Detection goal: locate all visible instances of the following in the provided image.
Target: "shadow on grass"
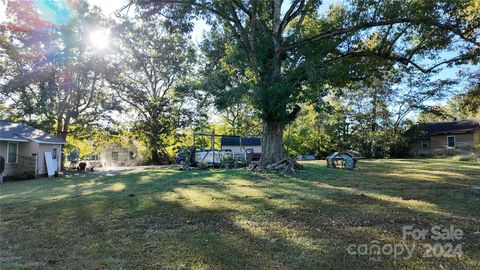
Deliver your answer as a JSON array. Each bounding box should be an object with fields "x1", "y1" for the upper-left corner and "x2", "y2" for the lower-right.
[{"x1": 1, "y1": 160, "x2": 479, "y2": 269}]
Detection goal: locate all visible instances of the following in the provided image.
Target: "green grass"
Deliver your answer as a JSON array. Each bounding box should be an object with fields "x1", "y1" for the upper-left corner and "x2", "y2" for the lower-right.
[{"x1": 1, "y1": 159, "x2": 479, "y2": 269}]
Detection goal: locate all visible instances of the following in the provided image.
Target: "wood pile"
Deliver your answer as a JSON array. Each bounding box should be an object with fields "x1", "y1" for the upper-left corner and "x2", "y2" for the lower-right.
[{"x1": 249, "y1": 158, "x2": 304, "y2": 173}]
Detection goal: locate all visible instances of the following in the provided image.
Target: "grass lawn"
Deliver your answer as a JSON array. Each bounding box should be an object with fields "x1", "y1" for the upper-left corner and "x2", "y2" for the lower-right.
[{"x1": 1, "y1": 159, "x2": 479, "y2": 269}]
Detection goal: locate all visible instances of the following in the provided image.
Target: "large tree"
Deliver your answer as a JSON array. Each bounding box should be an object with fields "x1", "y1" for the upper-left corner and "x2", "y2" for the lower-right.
[
  {"x1": 134, "y1": 0, "x2": 478, "y2": 166},
  {"x1": 107, "y1": 18, "x2": 196, "y2": 164},
  {"x1": 1, "y1": 0, "x2": 115, "y2": 139},
  {"x1": 219, "y1": 102, "x2": 262, "y2": 136}
]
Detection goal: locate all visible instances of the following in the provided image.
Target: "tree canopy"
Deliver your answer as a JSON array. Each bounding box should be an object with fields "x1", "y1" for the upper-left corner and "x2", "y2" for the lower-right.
[
  {"x1": 1, "y1": 0, "x2": 478, "y2": 165},
  {"x1": 107, "y1": 17, "x2": 196, "y2": 163},
  {"x1": 1, "y1": 0, "x2": 116, "y2": 139},
  {"x1": 134, "y1": 0, "x2": 479, "y2": 165}
]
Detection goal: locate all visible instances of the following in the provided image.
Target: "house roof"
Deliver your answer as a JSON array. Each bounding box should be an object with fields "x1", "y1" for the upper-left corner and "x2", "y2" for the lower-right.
[
  {"x1": 0, "y1": 120, "x2": 67, "y2": 144},
  {"x1": 419, "y1": 119, "x2": 480, "y2": 136},
  {"x1": 221, "y1": 136, "x2": 261, "y2": 146}
]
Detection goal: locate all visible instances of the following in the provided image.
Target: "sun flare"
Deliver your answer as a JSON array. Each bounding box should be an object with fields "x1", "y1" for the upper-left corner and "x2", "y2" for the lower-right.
[{"x1": 89, "y1": 29, "x2": 110, "y2": 50}]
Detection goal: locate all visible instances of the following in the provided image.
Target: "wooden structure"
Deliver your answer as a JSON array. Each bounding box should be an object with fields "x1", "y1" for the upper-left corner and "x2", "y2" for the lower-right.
[{"x1": 326, "y1": 152, "x2": 357, "y2": 170}]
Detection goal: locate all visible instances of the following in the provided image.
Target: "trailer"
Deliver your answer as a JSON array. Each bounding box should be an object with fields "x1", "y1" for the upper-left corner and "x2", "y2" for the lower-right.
[
  {"x1": 194, "y1": 150, "x2": 222, "y2": 164},
  {"x1": 186, "y1": 131, "x2": 262, "y2": 167}
]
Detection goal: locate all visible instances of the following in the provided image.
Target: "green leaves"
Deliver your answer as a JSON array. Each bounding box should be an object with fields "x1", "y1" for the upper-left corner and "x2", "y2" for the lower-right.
[
  {"x1": 107, "y1": 17, "x2": 197, "y2": 163},
  {"x1": 1, "y1": 0, "x2": 113, "y2": 138}
]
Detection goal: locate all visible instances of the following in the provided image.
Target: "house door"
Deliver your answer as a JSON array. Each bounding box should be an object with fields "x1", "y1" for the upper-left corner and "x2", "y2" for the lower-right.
[{"x1": 52, "y1": 148, "x2": 58, "y2": 172}]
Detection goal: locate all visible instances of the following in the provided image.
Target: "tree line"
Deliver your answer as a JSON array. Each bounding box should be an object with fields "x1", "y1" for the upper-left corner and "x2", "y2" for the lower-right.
[{"x1": 1, "y1": 0, "x2": 478, "y2": 165}]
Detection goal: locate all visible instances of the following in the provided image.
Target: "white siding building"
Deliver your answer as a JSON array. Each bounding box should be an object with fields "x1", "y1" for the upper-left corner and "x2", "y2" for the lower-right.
[{"x1": 0, "y1": 120, "x2": 67, "y2": 179}]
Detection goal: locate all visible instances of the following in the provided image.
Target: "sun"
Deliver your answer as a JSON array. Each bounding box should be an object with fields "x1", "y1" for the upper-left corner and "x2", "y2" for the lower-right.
[{"x1": 89, "y1": 29, "x2": 110, "y2": 50}]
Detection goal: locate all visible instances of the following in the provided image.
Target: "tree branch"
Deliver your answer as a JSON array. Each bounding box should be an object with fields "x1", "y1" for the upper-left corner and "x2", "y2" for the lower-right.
[
  {"x1": 325, "y1": 50, "x2": 474, "y2": 73},
  {"x1": 282, "y1": 18, "x2": 480, "y2": 52}
]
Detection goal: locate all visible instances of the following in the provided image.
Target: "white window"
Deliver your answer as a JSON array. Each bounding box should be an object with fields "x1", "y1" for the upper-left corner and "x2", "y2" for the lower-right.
[
  {"x1": 112, "y1": 152, "x2": 119, "y2": 161},
  {"x1": 421, "y1": 139, "x2": 429, "y2": 149},
  {"x1": 447, "y1": 136, "x2": 455, "y2": 148},
  {"x1": 7, "y1": 142, "x2": 18, "y2": 164},
  {"x1": 52, "y1": 147, "x2": 58, "y2": 160}
]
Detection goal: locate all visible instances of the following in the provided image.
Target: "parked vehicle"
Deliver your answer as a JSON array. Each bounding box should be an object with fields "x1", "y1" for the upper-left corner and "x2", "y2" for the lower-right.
[{"x1": 176, "y1": 150, "x2": 186, "y2": 164}]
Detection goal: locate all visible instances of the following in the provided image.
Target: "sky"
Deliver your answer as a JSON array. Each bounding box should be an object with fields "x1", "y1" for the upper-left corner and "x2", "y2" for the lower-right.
[
  {"x1": 1, "y1": 0, "x2": 471, "y2": 73},
  {"x1": 85, "y1": 0, "x2": 476, "y2": 120},
  {"x1": 1, "y1": 0, "x2": 477, "y2": 113},
  {"x1": 0, "y1": 1, "x2": 6, "y2": 22},
  {"x1": 83, "y1": 0, "x2": 209, "y2": 43},
  {"x1": 83, "y1": 0, "x2": 338, "y2": 44}
]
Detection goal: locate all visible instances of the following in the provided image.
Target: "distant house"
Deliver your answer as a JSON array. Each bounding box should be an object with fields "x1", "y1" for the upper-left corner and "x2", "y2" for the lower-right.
[
  {"x1": 0, "y1": 120, "x2": 67, "y2": 179},
  {"x1": 411, "y1": 119, "x2": 480, "y2": 156},
  {"x1": 98, "y1": 142, "x2": 144, "y2": 167}
]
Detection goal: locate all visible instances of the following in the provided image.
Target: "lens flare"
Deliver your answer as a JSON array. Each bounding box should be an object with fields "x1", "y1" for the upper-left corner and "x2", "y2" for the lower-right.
[
  {"x1": 33, "y1": 0, "x2": 72, "y2": 26},
  {"x1": 89, "y1": 29, "x2": 110, "y2": 49}
]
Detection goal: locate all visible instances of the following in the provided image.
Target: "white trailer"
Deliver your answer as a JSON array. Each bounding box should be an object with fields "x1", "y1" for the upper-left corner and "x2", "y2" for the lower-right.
[{"x1": 194, "y1": 151, "x2": 222, "y2": 164}]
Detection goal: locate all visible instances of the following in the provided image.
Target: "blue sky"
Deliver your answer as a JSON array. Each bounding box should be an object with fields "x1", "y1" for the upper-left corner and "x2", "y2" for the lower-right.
[
  {"x1": 1, "y1": 0, "x2": 477, "y2": 112},
  {"x1": 82, "y1": 0, "x2": 340, "y2": 43},
  {"x1": 86, "y1": 0, "x2": 475, "y2": 83}
]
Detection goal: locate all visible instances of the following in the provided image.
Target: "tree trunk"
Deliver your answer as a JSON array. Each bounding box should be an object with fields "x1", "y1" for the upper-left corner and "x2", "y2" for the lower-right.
[
  {"x1": 151, "y1": 148, "x2": 161, "y2": 165},
  {"x1": 56, "y1": 116, "x2": 69, "y2": 172},
  {"x1": 261, "y1": 120, "x2": 284, "y2": 166}
]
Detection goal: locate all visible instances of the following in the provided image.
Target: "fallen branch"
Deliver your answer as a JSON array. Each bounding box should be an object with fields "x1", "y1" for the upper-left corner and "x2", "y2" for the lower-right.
[{"x1": 249, "y1": 158, "x2": 304, "y2": 173}]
